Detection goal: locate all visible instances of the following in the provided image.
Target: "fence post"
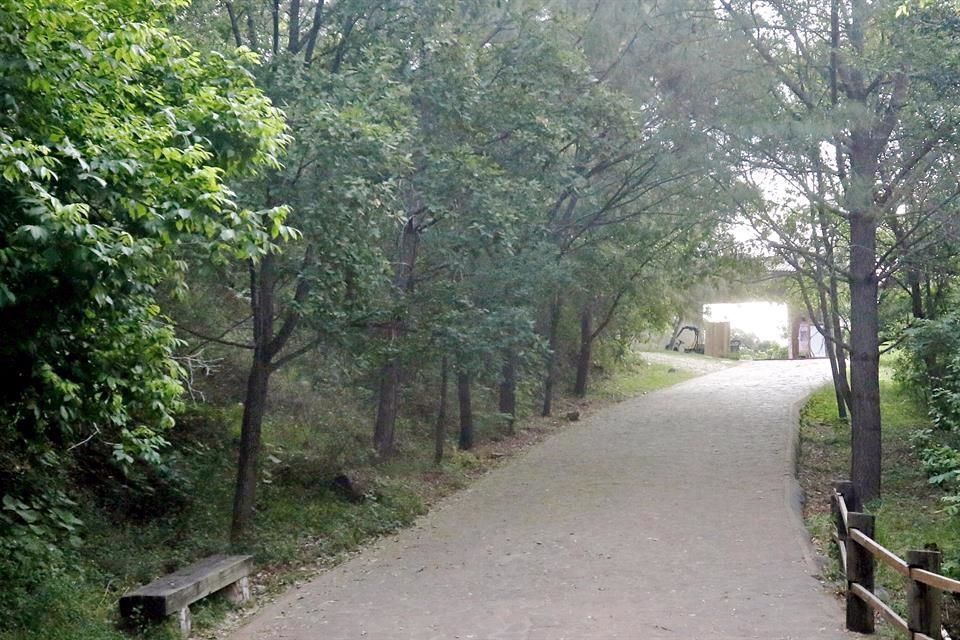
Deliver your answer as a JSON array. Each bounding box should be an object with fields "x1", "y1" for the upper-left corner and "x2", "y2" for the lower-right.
[
  {"x1": 846, "y1": 512, "x2": 875, "y2": 633},
  {"x1": 832, "y1": 480, "x2": 857, "y2": 543},
  {"x1": 907, "y1": 549, "x2": 942, "y2": 639}
]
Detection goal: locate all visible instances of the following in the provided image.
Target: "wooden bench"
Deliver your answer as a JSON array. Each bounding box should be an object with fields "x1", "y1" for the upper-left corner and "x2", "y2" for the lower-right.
[{"x1": 119, "y1": 554, "x2": 253, "y2": 637}]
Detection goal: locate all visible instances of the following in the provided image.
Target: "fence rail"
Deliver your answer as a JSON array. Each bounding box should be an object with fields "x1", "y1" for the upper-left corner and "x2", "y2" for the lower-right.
[{"x1": 831, "y1": 481, "x2": 955, "y2": 640}]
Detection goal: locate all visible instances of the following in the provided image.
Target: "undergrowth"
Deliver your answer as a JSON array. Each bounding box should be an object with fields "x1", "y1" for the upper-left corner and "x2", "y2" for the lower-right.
[{"x1": 798, "y1": 369, "x2": 960, "y2": 638}]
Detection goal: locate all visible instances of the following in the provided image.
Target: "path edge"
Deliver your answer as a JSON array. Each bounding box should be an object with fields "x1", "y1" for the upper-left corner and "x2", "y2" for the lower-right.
[{"x1": 783, "y1": 385, "x2": 835, "y2": 584}]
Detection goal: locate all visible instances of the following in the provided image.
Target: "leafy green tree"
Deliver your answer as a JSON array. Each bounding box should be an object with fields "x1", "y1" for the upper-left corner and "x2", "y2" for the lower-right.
[
  {"x1": 365, "y1": 9, "x2": 571, "y2": 455},
  {"x1": 177, "y1": 0, "x2": 424, "y2": 540},
  {"x1": 0, "y1": 0, "x2": 286, "y2": 591},
  {"x1": 715, "y1": 0, "x2": 960, "y2": 501}
]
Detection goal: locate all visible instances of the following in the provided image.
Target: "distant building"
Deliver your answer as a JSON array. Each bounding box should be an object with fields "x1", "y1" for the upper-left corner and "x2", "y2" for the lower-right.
[{"x1": 789, "y1": 315, "x2": 827, "y2": 359}]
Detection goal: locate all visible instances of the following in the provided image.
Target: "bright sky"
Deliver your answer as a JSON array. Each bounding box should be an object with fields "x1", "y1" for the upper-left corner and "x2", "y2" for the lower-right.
[{"x1": 703, "y1": 301, "x2": 788, "y2": 345}]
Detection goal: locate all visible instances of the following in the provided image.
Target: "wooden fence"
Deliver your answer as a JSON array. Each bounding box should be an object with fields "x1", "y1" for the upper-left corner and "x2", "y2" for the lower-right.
[{"x1": 831, "y1": 481, "x2": 960, "y2": 639}]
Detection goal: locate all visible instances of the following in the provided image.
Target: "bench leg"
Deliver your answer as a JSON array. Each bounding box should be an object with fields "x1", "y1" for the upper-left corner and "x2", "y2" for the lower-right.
[
  {"x1": 224, "y1": 576, "x2": 250, "y2": 606},
  {"x1": 177, "y1": 606, "x2": 191, "y2": 638}
]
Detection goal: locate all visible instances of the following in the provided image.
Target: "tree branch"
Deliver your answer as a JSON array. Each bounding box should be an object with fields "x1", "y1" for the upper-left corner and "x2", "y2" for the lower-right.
[
  {"x1": 179, "y1": 324, "x2": 254, "y2": 350},
  {"x1": 224, "y1": 1, "x2": 243, "y2": 47},
  {"x1": 271, "y1": 337, "x2": 322, "y2": 370},
  {"x1": 303, "y1": 0, "x2": 325, "y2": 64}
]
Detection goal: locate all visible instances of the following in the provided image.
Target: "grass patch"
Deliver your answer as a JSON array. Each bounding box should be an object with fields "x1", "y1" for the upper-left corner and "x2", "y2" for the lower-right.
[
  {"x1": 798, "y1": 368, "x2": 960, "y2": 637},
  {"x1": 593, "y1": 353, "x2": 697, "y2": 400}
]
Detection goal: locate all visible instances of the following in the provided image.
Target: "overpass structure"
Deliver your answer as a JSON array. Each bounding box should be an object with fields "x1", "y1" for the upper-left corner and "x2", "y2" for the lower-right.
[{"x1": 671, "y1": 269, "x2": 827, "y2": 360}]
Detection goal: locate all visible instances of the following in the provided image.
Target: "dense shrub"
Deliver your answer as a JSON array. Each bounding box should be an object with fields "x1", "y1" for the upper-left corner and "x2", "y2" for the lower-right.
[
  {"x1": 898, "y1": 311, "x2": 960, "y2": 537},
  {"x1": 897, "y1": 311, "x2": 960, "y2": 431},
  {"x1": 0, "y1": 0, "x2": 286, "y2": 629}
]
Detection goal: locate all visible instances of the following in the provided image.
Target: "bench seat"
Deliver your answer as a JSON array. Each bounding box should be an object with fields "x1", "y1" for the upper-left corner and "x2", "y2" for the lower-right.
[{"x1": 119, "y1": 554, "x2": 253, "y2": 636}]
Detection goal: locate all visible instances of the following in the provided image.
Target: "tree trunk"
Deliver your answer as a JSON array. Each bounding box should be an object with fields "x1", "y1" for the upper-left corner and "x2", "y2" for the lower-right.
[
  {"x1": 574, "y1": 303, "x2": 593, "y2": 397},
  {"x1": 840, "y1": 5, "x2": 908, "y2": 504},
  {"x1": 826, "y1": 1, "x2": 851, "y2": 420},
  {"x1": 925, "y1": 278, "x2": 938, "y2": 320},
  {"x1": 892, "y1": 217, "x2": 925, "y2": 320},
  {"x1": 541, "y1": 295, "x2": 562, "y2": 417},
  {"x1": 457, "y1": 371, "x2": 473, "y2": 450},
  {"x1": 819, "y1": 251, "x2": 852, "y2": 413},
  {"x1": 373, "y1": 356, "x2": 400, "y2": 457},
  {"x1": 814, "y1": 260, "x2": 849, "y2": 420},
  {"x1": 848, "y1": 211, "x2": 882, "y2": 503},
  {"x1": 498, "y1": 351, "x2": 517, "y2": 434},
  {"x1": 815, "y1": 204, "x2": 851, "y2": 418},
  {"x1": 231, "y1": 256, "x2": 276, "y2": 544},
  {"x1": 372, "y1": 217, "x2": 420, "y2": 457},
  {"x1": 666, "y1": 315, "x2": 683, "y2": 350},
  {"x1": 286, "y1": 0, "x2": 301, "y2": 52},
  {"x1": 909, "y1": 274, "x2": 925, "y2": 320},
  {"x1": 230, "y1": 355, "x2": 271, "y2": 543},
  {"x1": 817, "y1": 282, "x2": 847, "y2": 421},
  {"x1": 435, "y1": 356, "x2": 448, "y2": 464},
  {"x1": 827, "y1": 344, "x2": 847, "y2": 420}
]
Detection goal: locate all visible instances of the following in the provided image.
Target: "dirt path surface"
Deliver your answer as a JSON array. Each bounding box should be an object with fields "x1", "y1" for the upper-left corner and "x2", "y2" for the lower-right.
[{"x1": 232, "y1": 359, "x2": 852, "y2": 640}]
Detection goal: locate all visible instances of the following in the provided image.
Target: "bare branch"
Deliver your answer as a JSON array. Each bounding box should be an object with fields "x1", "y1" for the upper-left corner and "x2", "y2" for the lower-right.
[{"x1": 178, "y1": 324, "x2": 254, "y2": 350}]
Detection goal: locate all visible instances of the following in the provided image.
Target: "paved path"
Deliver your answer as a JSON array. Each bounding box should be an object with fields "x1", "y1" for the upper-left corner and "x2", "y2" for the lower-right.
[{"x1": 232, "y1": 359, "x2": 853, "y2": 640}]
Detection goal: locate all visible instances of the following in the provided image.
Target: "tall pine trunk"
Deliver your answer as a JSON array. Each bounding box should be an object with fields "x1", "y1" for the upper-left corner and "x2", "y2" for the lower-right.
[
  {"x1": 457, "y1": 372, "x2": 473, "y2": 450},
  {"x1": 848, "y1": 210, "x2": 882, "y2": 503},
  {"x1": 839, "y1": 0, "x2": 909, "y2": 505}
]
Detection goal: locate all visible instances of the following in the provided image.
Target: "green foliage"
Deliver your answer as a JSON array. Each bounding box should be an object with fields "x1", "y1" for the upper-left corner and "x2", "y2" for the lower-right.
[
  {"x1": 1, "y1": 0, "x2": 774, "y2": 632},
  {"x1": 0, "y1": 0, "x2": 288, "y2": 623},
  {"x1": 896, "y1": 0, "x2": 960, "y2": 17},
  {"x1": 899, "y1": 311, "x2": 960, "y2": 521},
  {"x1": 911, "y1": 430, "x2": 960, "y2": 512},
  {"x1": 252, "y1": 52, "x2": 414, "y2": 329},
  {"x1": 732, "y1": 331, "x2": 789, "y2": 361},
  {"x1": 897, "y1": 311, "x2": 960, "y2": 431}
]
